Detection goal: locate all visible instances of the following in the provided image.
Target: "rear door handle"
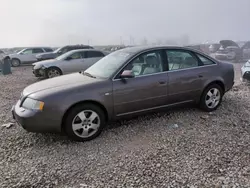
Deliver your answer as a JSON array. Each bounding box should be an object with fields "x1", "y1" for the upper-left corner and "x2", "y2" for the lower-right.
[{"x1": 198, "y1": 75, "x2": 203, "y2": 78}]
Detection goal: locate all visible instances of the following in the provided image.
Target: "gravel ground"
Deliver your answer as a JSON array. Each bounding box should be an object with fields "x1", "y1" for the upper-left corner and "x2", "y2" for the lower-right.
[{"x1": 1, "y1": 63, "x2": 250, "y2": 188}]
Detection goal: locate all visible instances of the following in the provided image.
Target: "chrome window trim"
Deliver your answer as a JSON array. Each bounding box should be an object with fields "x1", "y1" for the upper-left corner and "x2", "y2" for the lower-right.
[
  {"x1": 112, "y1": 47, "x2": 218, "y2": 81},
  {"x1": 111, "y1": 48, "x2": 165, "y2": 81}
]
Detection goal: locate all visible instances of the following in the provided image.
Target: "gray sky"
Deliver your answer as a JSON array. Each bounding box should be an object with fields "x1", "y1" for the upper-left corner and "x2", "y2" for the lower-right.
[{"x1": 0, "y1": 0, "x2": 250, "y2": 47}]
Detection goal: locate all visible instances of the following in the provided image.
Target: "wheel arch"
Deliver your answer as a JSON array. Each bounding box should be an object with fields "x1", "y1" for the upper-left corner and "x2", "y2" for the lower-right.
[
  {"x1": 199, "y1": 80, "x2": 225, "y2": 103},
  {"x1": 46, "y1": 66, "x2": 63, "y2": 73},
  {"x1": 204, "y1": 80, "x2": 225, "y2": 94},
  {"x1": 61, "y1": 100, "x2": 109, "y2": 131},
  {"x1": 11, "y1": 58, "x2": 21, "y2": 66}
]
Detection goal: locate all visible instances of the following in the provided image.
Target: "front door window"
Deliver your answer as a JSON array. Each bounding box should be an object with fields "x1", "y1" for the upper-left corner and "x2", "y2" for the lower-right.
[{"x1": 122, "y1": 51, "x2": 164, "y2": 76}]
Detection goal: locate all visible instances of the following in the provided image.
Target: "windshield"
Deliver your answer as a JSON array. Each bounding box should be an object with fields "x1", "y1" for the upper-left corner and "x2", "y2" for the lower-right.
[
  {"x1": 17, "y1": 49, "x2": 25, "y2": 54},
  {"x1": 56, "y1": 51, "x2": 73, "y2": 60},
  {"x1": 84, "y1": 51, "x2": 132, "y2": 79},
  {"x1": 53, "y1": 47, "x2": 62, "y2": 53}
]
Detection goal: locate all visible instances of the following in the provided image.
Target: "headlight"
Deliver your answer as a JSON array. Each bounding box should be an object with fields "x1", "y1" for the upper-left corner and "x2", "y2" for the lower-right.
[
  {"x1": 34, "y1": 64, "x2": 46, "y2": 70},
  {"x1": 22, "y1": 98, "x2": 44, "y2": 111}
]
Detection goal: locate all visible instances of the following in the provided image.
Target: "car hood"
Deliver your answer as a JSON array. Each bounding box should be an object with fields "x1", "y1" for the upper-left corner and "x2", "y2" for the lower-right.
[
  {"x1": 32, "y1": 59, "x2": 58, "y2": 66},
  {"x1": 36, "y1": 52, "x2": 57, "y2": 58},
  {"x1": 23, "y1": 73, "x2": 100, "y2": 97},
  {"x1": 219, "y1": 40, "x2": 239, "y2": 48}
]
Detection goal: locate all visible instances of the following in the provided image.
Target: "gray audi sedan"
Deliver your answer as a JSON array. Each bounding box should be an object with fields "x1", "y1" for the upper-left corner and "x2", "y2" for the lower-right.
[{"x1": 12, "y1": 46, "x2": 234, "y2": 141}]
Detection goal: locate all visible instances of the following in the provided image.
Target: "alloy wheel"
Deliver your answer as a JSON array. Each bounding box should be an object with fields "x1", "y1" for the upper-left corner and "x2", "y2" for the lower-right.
[
  {"x1": 72, "y1": 110, "x2": 101, "y2": 138},
  {"x1": 48, "y1": 69, "x2": 60, "y2": 78},
  {"x1": 205, "y1": 88, "x2": 221, "y2": 109},
  {"x1": 12, "y1": 59, "x2": 20, "y2": 67}
]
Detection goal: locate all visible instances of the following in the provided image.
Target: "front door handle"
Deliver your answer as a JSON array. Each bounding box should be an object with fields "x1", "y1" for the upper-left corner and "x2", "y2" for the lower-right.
[
  {"x1": 198, "y1": 75, "x2": 203, "y2": 78},
  {"x1": 158, "y1": 80, "x2": 166, "y2": 84}
]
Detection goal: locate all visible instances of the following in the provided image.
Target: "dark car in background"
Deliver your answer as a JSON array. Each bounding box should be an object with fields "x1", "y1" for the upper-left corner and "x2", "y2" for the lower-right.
[
  {"x1": 215, "y1": 40, "x2": 250, "y2": 61},
  {"x1": 36, "y1": 45, "x2": 94, "y2": 61}
]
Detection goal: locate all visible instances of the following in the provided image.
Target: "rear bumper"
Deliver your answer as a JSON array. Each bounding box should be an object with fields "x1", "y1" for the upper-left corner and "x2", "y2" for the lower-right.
[{"x1": 12, "y1": 100, "x2": 61, "y2": 133}]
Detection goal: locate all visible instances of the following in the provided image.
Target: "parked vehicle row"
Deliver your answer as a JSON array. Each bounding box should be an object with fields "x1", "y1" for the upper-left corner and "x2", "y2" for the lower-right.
[
  {"x1": 36, "y1": 44, "x2": 94, "y2": 61},
  {"x1": 9, "y1": 47, "x2": 53, "y2": 66},
  {"x1": 12, "y1": 45, "x2": 235, "y2": 142},
  {"x1": 9, "y1": 44, "x2": 94, "y2": 67},
  {"x1": 214, "y1": 40, "x2": 250, "y2": 61}
]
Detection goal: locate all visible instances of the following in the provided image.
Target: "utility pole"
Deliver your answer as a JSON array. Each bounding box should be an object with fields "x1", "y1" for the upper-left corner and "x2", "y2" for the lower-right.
[
  {"x1": 68, "y1": 35, "x2": 71, "y2": 45},
  {"x1": 120, "y1": 36, "x2": 123, "y2": 45}
]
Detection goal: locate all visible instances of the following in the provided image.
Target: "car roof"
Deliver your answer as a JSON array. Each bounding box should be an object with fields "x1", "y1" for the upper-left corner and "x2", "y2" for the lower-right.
[
  {"x1": 24, "y1": 47, "x2": 52, "y2": 50},
  {"x1": 116, "y1": 45, "x2": 198, "y2": 54},
  {"x1": 67, "y1": 49, "x2": 103, "y2": 53}
]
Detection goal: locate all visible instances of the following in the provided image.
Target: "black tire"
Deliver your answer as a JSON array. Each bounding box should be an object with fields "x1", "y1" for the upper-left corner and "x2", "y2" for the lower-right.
[
  {"x1": 64, "y1": 103, "x2": 106, "y2": 142},
  {"x1": 199, "y1": 84, "x2": 223, "y2": 112},
  {"x1": 11, "y1": 58, "x2": 21, "y2": 67},
  {"x1": 45, "y1": 67, "x2": 62, "y2": 78}
]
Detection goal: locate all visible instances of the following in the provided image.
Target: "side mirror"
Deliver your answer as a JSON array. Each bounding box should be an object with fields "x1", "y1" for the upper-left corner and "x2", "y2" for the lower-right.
[
  {"x1": 120, "y1": 70, "x2": 135, "y2": 79},
  {"x1": 65, "y1": 56, "x2": 72, "y2": 61}
]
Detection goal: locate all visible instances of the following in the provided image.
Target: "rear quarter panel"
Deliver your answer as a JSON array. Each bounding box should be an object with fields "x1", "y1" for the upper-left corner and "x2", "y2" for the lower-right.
[{"x1": 202, "y1": 62, "x2": 234, "y2": 92}]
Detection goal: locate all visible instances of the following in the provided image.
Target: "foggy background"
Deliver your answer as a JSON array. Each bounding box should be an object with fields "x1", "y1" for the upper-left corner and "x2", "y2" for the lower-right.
[{"x1": 0, "y1": 0, "x2": 249, "y2": 47}]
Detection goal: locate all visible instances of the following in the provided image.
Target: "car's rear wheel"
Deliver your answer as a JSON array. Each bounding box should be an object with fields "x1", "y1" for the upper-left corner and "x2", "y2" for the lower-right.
[
  {"x1": 200, "y1": 84, "x2": 223, "y2": 112},
  {"x1": 64, "y1": 104, "x2": 106, "y2": 142},
  {"x1": 46, "y1": 67, "x2": 62, "y2": 78},
  {"x1": 11, "y1": 59, "x2": 21, "y2": 67}
]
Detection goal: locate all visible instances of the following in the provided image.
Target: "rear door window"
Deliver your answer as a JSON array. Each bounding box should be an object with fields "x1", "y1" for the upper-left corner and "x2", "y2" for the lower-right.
[
  {"x1": 86, "y1": 51, "x2": 105, "y2": 58},
  {"x1": 166, "y1": 50, "x2": 199, "y2": 70},
  {"x1": 32, "y1": 48, "x2": 44, "y2": 53}
]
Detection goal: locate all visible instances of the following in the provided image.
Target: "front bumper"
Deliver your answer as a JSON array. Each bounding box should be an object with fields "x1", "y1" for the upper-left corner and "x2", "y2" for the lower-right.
[
  {"x1": 12, "y1": 100, "x2": 61, "y2": 133},
  {"x1": 32, "y1": 67, "x2": 46, "y2": 77}
]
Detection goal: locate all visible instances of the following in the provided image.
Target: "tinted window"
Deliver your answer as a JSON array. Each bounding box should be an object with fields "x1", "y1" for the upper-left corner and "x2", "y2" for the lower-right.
[
  {"x1": 166, "y1": 50, "x2": 199, "y2": 70},
  {"x1": 68, "y1": 52, "x2": 83, "y2": 60},
  {"x1": 22, "y1": 49, "x2": 33, "y2": 55},
  {"x1": 86, "y1": 51, "x2": 104, "y2": 58},
  {"x1": 196, "y1": 54, "x2": 215, "y2": 65},
  {"x1": 44, "y1": 48, "x2": 53, "y2": 52},
  {"x1": 123, "y1": 51, "x2": 164, "y2": 76},
  {"x1": 32, "y1": 48, "x2": 44, "y2": 53}
]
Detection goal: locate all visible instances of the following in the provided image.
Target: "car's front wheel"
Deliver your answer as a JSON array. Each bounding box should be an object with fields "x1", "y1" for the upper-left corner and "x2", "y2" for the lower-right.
[
  {"x1": 64, "y1": 103, "x2": 106, "y2": 142},
  {"x1": 45, "y1": 67, "x2": 62, "y2": 78},
  {"x1": 11, "y1": 59, "x2": 21, "y2": 67},
  {"x1": 200, "y1": 84, "x2": 223, "y2": 112}
]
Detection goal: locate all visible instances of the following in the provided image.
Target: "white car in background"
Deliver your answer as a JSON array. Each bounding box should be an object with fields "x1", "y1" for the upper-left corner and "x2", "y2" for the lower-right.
[
  {"x1": 32, "y1": 49, "x2": 109, "y2": 78},
  {"x1": 9, "y1": 47, "x2": 53, "y2": 67},
  {"x1": 241, "y1": 59, "x2": 250, "y2": 82}
]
